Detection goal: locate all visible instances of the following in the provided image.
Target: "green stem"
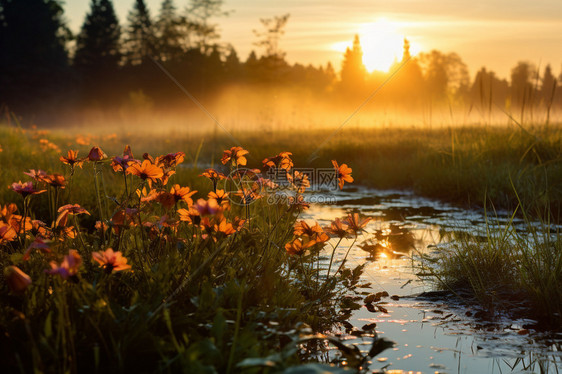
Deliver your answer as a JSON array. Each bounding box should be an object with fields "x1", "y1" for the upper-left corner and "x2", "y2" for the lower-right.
[
  {"x1": 93, "y1": 162, "x2": 106, "y2": 245},
  {"x1": 326, "y1": 237, "x2": 343, "y2": 279},
  {"x1": 335, "y1": 236, "x2": 358, "y2": 276}
]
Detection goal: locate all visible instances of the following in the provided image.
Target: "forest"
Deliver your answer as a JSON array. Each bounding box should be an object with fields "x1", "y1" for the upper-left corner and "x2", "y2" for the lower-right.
[{"x1": 1, "y1": 0, "x2": 561, "y2": 127}]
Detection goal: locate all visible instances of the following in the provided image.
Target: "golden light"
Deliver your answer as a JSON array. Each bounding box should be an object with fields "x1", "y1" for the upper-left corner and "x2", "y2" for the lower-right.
[
  {"x1": 332, "y1": 18, "x2": 422, "y2": 73},
  {"x1": 360, "y1": 19, "x2": 421, "y2": 72}
]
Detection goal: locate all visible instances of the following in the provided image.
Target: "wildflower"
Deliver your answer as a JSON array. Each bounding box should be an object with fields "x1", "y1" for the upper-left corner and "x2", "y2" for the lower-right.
[
  {"x1": 221, "y1": 146, "x2": 249, "y2": 167},
  {"x1": 110, "y1": 208, "x2": 138, "y2": 234},
  {"x1": 287, "y1": 194, "x2": 310, "y2": 210},
  {"x1": 193, "y1": 198, "x2": 221, "y2": 216},
  {"x1": 42, "y1": 174, "x2": 66, "y2": 189},
  {"x1": 60, "y1": 150, "x2": 85, "y2": 169},
  {"x1": 170, "y1": 184, "x2": 196, "y2": 206},
  {"x1": 294, "y1": 221, "x2": 329, "y2": 243},
  {"x1": 161, "y1": 170, "x2": 176, "y2": 186},
  {"x1": 58, "y1": 204, "x2": 90, "y2": 216},
  {"x1": 343, "y1": 213, "x2": 371, "y2": 234},
  {"x1": 262, "y1": 152, "x2": 293, "y2": 171},
  {"x1": 289, "y1": 171, "x2": 310, "y2": 193},
  {"x1": 4, "y1": 266, "x2": 31, "y2": 292},
  {"x1": 215, "y1": 217, "x2": 236, "y2": 236},
  {"x1": 332, "y1": 160, "x2": 353, "y2": 190},
  {"x1": 127, "y1": 160, "x2": 164, "y2": 187},
  {"x1": 236, "y1": 188, "x2": 261, "y2": 205},
  {"x1": 56, "y1": 204, "x2": 90, "y2": 227},
  {"x1": 156, "y1": 152, "x2": 185, "y2": 169},
  {"x1": 325, "y1": 218, "x2": 353, "y2": 239},
  {"x1": 155, "y1": 192, "x2": 176, "y2": 209},
  {"x1": 87, "y1": 146, "x2": 106, "y2": 161},
  {"x1": 285, "y1": 238, "x2": 316, "y2": 256},
  {"x1": 23, "y1": 237, "x2": 51, "y2": 260},
  {"x1": 178, "y1": 207, "x2": 201, "y2": 225},
  {"x1": 112, "y1": 145, "x2": 139, "y2": 172},
  {"x1": 200, "y1": 168, "x2": 227, "y2": 191},
  {"x1": 9, "y1": 181, "x2": 46, "y2": 198},
  {"x1": 92, "y1": 248, "x2": 131, "y2": 273},
  {"x1": 47, "y1": 250, "x2": 82, "y2": 279},
  {"x1": 208, "y1": 189, "x2": 230, "y2": 209},
  {"x1": 0, "y1": 203, "x2": 18, "y2": 223},
  {"x1": 23, "y1": 169, "x2": 48, "y2": 182},
  {"x1": 29, "y1": 220, "x2": 49, "y2": 239},
  {"x1": 0, "y1": 223, "x2": 17, "y2": 244}
]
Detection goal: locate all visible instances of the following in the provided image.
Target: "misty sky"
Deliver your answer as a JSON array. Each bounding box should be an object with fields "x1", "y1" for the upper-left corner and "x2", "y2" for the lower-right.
[{"x1": 64, "y1": 0, "x2": 562, "y2": 79}]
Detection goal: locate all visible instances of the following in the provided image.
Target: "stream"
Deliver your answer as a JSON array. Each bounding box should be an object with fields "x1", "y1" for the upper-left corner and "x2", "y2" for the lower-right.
[{"x1": 302, "y1": 187, "x2": 562, "y2": 373}]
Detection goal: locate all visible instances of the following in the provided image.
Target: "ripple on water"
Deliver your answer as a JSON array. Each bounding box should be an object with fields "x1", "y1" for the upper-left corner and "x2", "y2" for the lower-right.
[{"x1": 302, "y1": 188, "x2": 562, "y2": 373}]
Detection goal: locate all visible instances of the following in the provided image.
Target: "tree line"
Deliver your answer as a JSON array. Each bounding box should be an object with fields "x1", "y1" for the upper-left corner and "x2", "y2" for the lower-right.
[{"x1": 0, "y1": 0, "x2": 560, "y2": 124}]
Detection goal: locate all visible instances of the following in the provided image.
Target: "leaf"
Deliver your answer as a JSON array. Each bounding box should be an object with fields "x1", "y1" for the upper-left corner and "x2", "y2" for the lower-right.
[
  {"x1": 368, "y1": 337, "x2": 395, "y2": 358},
  {"x1": 44, "y1": 311, "x2": 52, "y2": 338}
]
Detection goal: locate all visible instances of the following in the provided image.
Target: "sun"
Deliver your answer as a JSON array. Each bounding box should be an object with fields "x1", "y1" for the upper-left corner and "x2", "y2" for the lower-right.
[{"x1": 333, "y1": 18, "x2": 421, "y2": 73}]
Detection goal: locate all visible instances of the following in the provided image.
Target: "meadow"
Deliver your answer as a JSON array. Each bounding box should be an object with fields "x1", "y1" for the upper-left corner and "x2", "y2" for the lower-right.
[{"x1": 1, "y1": 118, "x2": 562, "y2": 373}]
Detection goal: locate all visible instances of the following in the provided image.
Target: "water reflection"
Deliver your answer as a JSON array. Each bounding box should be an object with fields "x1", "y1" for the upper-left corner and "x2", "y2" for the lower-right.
[{"x1": 302, "y1": 188, "x2": 562, "y2": 373}]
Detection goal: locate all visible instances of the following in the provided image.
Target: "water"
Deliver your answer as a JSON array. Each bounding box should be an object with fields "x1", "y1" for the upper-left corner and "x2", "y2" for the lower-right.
[{"x1": 302, "y1": 187, "x2": 562, "y2": 373}]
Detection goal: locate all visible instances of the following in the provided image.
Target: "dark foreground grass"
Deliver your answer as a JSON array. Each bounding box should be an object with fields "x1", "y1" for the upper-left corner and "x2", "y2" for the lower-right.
[{"x1": 0, "y1": 126, "x2": 396, "y2": 373}]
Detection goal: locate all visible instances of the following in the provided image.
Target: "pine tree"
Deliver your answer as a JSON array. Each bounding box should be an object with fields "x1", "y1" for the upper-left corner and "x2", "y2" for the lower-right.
[
  {"x1": 74, "y1": 0, "x2": 121, "y2": 74},
  {"x1": 156, "y1": 0, "x2": 186, "y2": 62},
  {"x1": 340, "y1": 34, "x2": 366, "y2": 94},
  {"x1": 124, "y1": 0, "x2": 156, "y2": 65},
  {"x1": 0, "y1": 0, "x2": 70, "y2": 110}
]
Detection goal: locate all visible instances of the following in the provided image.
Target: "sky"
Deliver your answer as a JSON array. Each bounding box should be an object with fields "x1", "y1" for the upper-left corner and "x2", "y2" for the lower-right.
[{"x1": 64, "y1": 0, "x2": 562, "y2": 79}]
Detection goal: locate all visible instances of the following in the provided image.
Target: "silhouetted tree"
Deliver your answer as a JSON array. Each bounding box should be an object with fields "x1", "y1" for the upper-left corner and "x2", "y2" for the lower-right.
[
  {"x1": 187, "y1": 0, "x2": 228, "y2": 53},
  {"x1": 251, "y1": 14, "x2": 290, "y2": 82},
  {"x1": 156, "y1": 0, "x2": 186, "y2": 62},
  {"x1": 124, "y1": 0, "x2": 156, "y2": 65},
  {"x1": 224, "y1": 46, "x2": 242, "y2": 80},
  {"x1": 0, "y1": 0, "x2": 70, "y2": 113},
  {"x1": 541, "y1": 65, "x2": 557, "y2": 105},
  {"x1": 510, "y1": 62, "x2": 535, "y2": 108},
  {"x1": 418, "y1": 50, "x2": 469, "y2": 102},
  {"x1": 340, "y1": 34, "x2": 367, "y2": 95},
  {"x1": 74, "y1": 0, "x2": 121, "y2": 75}
]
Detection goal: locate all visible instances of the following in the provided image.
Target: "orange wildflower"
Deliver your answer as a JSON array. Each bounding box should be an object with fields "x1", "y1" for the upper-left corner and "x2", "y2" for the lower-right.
[
  {"x1": 289, "y1": 171, "x2": 310, "y2": 193},
  {"x1": 177, "y1": 207, "x2": 201, "y2": 225},
  {"x1": 23, "y1": 237, "x2": 51, "y2": 260},
  {"x1": 87, "y1": 146, "x2": 106, "y2": 161},
  {"x1": 208, "y1": 189, "x2": 230, "y2": 209},
  {"x1": 9, "y1": 181, "x2": 46, "y2": 198},
  {"x1": 343, "y1": 213, "x2": 371, "y2": 234},
  {"x1": 92, "y1": 248, "x2": 131, "y2": 273},
  {"x1": 43, "y1": 173, "x2": 66, "y2": 188},
  {"x1": 60, "y1": 150, "x2": 85, "y2": 169},
  {"x1": 112, "y1": 145, "x2": 139, "y2": 172},
  {"x1": 0, "y1": 223, "x2": 17, "y2": 244},
  {"x1": 47, "y1": 249, "x2": 82, "y2": 279},
  {"x1": 58, "y1": 204, "x2": 90, "y2": 216},
  {"x1": 221, "y1": 146, "x2": 249, "y2": 167},
  {"x1": 193, "y1": 198, "x2": 221, "y2": 216},
  {"x1": 200, "y1": 168, "x2": 227, "y2": 191},
  {"x1": 285, "y1": 238, "x2": 316, "y2": 256},
  {"x1": 126, "y1": 160, "x2": 164, "y2": 187},
  {"x1": 156, "y1": 151, "x2": 185, "y2": 169},
  {"x1": 325, "y1": 218, "x2": 353, "y2": 239},
  {"x1": 4, "y1": 266, "x2": 32, "y2": 292},
  {"x1": 294, "y1": 221, "x2": 329, "y2": 243},
  {"x1": 23, "y1": 169, "x2": 48, "y2": 182},
  {"x1": 262, "y1": 151, "x2": 293, "y2": 171},
  {"x1": 332, "y1": 160, "x2": 353, "y2": 190},
  {"x1": 170, "y1": 184, "x2": 196, "y2": 206}
]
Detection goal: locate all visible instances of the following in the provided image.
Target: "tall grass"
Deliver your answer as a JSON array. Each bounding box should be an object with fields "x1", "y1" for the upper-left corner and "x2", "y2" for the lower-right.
[{"x1": 419, "y1": 199, "x2": 562, "y2": 328}]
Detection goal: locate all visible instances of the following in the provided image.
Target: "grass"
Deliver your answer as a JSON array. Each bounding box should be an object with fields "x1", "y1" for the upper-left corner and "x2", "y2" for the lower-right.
[
  {"x1": 0, "y1": 125, "x2": 395, "y2": 373},
  {"x1": 418, "y1": 198, "x2": 562, "y2": 329}
]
